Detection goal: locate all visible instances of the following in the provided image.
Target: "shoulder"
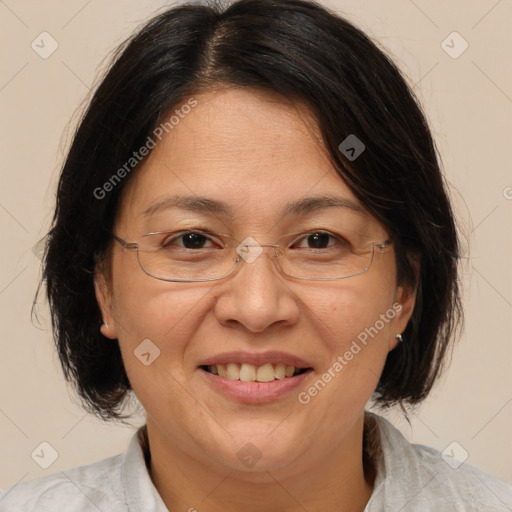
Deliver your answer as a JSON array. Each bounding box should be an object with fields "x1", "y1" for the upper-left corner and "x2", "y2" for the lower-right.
[
  {"x1": 366, "y1": 412, "x2": 512, "y2": 512},
  {"x1": 0, "y1": 452, "x2": 126, "y2": 512},
  {"x1": 410, "y1": 441, "x2": 512, "y2": 511}
]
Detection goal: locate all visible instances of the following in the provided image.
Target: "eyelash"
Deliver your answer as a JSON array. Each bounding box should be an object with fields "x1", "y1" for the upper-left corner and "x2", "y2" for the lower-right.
[
  {"x1": 161, "y1": 229, "x2": 346, "y2": 250},
  {"x1": 162, "y1": 230, "x2": 219, "y2": 248}
]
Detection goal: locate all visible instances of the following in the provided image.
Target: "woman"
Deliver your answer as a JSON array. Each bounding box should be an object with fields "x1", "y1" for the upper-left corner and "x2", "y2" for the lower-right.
[{"x1": 1, "y1": 0, "x2": 511, "y2": 510}]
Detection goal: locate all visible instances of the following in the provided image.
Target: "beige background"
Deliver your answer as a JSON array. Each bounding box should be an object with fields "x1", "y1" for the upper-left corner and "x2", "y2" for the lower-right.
[{"x1": 1, "y1": 0, "x2": 511, "y2": 490}]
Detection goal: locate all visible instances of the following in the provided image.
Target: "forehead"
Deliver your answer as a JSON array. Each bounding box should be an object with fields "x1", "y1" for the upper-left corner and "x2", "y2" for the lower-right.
[{"x1": 117, "y1": 87, "x2": 372, "y2": 229}]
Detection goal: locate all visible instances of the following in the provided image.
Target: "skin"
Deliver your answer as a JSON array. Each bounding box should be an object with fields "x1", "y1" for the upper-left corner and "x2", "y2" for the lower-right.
[{"x1": 95, "y1": 87, "x2": 417, "y2": 512}]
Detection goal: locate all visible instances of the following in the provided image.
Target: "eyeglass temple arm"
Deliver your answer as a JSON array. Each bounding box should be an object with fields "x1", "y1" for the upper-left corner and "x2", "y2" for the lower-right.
[
  {"x1": 377, "y1": 239, "x2": 392, "y2": 251},
  {"x1": 112, "y1": 233, "x2": 138, "y2": 251}
]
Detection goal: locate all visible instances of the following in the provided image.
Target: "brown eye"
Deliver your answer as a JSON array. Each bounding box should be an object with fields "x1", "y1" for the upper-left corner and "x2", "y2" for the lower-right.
[
  {"x1": 292, "y1": 231, "x2": 341, "y2": 250},
  {"x1": 163, "y1": 231, "x2": 215, "y2": 250},
  {"x1": 305, "y1": 232, "x2": 332, "y2": 249}
]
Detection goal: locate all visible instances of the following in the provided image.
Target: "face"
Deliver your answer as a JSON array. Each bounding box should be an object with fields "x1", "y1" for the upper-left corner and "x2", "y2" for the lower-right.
[{"x1": 95, "y1": 87, "x2": 416, "y2": 480}]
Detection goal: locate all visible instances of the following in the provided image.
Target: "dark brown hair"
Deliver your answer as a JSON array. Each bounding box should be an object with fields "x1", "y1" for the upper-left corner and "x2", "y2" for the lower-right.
[{"x1": 36, "y1": 0, "x2": 462, "y2": 422}]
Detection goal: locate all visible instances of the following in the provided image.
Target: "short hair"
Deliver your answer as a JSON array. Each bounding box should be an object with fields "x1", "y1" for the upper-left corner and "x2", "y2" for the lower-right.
[{"x1": 36, "y1": 0, "x2": 462, "y2": 422}]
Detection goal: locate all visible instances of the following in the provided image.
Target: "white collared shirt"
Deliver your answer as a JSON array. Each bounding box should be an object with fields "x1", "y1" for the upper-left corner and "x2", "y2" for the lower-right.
[{"x1": 1, "y1": 412, "x2": 511, "y2": 511}]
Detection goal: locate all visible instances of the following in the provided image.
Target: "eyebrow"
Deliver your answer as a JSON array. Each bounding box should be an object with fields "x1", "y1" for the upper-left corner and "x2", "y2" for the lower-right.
[{"x1": 142, "y1": 194, "x2": 366, "y2": 219}]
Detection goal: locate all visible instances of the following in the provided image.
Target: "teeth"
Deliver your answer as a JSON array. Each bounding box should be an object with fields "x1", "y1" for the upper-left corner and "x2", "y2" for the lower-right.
[
  {"x1": 274, "y1": 363, "x2": 286, "y2": 379},
  {"x1": 239, "y1": 363, "x2": 256, "y2": 382},
  {"x1": 207, "y1": 363, "x2": 306, "y2": 382},
  {"x1": 226, "y1": 363, "x2": 239, "y2": 380},
  {"x1": 256, "y1": 363, "x2": 275, "y2": 382}
]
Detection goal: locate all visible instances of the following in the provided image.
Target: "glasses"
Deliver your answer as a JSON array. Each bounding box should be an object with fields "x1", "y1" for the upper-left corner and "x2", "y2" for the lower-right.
[{"x1": 112, "y1": 229, "x2": 391, "y2": 282}]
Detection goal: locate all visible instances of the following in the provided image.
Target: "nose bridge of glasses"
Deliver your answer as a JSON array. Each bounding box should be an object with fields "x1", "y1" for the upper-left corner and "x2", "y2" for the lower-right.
[
  {"x1": 242, "y1": 241, "x2": 281, "y2": 253},
  {"x1": 233, "y1": 237, "x2": 283, "y2": 267}
]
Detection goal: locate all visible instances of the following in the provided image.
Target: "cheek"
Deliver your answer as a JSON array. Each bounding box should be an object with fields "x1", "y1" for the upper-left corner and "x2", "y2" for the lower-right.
[
  {"x1": 300, "y1": 276, "x2": 398, "y2": 408},
  {"x1": 295, "y1": 301, "x2": 397, "y2": 444},
  {"x1": 109, "y1": 257, "x2": 209, "y2": 375},
  {"x1": 111, "y1": 282, "x2": 211, "y2": 416},
  {"x1": 310, "y1": 275, "x2": 397, "y2": 345}
]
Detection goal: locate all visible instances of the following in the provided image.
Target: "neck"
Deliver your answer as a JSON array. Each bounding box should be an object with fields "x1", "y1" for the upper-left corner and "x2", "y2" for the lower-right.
[{"x1": 145, "y1": 412, "x2": 376, "y2": 512}]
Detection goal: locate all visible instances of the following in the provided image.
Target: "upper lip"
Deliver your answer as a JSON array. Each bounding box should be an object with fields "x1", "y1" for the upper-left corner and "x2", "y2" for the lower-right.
[{"x1": 198, "y1": 350, "x2": 313, "y2": 369}]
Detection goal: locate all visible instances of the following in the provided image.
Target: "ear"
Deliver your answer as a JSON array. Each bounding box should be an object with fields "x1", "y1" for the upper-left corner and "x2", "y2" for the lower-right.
[
  {"x1": 94, "y1": 267, "x2": 118, "y2": 340},
  {"x1": 390, "y1": 259, "x2": 420, "y2": 349}
]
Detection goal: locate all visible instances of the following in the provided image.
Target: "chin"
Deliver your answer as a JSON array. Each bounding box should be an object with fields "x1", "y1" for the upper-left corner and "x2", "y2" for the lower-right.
[{"x1": 212, "y1": 427, "x2": 309, "y2": 477}]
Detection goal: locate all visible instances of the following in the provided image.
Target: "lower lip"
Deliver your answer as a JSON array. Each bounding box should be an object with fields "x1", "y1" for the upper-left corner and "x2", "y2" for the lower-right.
[{"x1": 198, "y1": 367, "x2": 313, "y2": 404}]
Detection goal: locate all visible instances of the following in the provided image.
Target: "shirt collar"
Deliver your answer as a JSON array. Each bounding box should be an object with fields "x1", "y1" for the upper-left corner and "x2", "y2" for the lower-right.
[
  {"x1": 121, "y1": 425, "x2": 169, "y2": 512},
  {"x1": 363, "y1": 411, "x2": 431, "y2": 511}
]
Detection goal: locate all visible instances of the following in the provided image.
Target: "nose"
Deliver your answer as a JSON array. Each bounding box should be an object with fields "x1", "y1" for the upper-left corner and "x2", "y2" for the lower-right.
[{"x1": 212, "y1": 243, "x2": 300, "y2": 333}]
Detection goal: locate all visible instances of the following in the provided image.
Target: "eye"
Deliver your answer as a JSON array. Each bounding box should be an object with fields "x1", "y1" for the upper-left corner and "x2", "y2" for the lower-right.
[
  {"x1": 162, "y1": 231, "x2": 220, "y2": 250},
  {"x1": 291, "y1": 231, "x2": 345, "y2": 250}
]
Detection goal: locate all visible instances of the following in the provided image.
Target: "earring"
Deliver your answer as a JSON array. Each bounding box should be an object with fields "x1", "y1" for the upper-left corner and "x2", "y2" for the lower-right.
[{"x1": 395, "y1": 333, "x2": 403, "y2": 342}]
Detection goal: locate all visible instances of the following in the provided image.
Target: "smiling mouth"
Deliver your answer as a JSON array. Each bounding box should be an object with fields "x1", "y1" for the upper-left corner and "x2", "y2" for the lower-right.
[{"x1": 200, "y1": 363, "x2": 312, "y2": 382}]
